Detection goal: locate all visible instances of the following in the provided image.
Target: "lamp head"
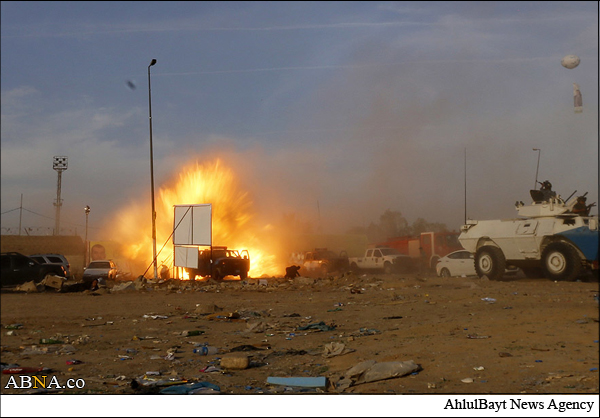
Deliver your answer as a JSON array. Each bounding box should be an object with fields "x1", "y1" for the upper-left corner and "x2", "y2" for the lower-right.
[{"x1": 150, "y1": 59, "x2": 157, "y2": 66}]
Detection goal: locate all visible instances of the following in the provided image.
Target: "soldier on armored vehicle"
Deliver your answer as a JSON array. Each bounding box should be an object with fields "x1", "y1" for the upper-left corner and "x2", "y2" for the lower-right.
[
  {"x1": 571, "y1": 195, "x2": 596, "y2": 217},
  {"x1": 531, "y1": 180, "x2": 557, "y2": 203}
]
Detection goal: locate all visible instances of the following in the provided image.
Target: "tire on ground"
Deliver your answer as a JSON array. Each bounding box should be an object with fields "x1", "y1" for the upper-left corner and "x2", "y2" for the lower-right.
[
  {"x1": 541, "y1": 242, "x2": 582, "y2": 281},
  {"x1": 475, "y1": 246, "x2": 506, "y2": 280}
]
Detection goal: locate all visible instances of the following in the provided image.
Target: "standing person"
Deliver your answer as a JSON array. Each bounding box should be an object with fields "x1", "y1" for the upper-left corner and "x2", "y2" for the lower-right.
[{"x1": 538, "y1": 180, "x2": 556, "y2": 201}]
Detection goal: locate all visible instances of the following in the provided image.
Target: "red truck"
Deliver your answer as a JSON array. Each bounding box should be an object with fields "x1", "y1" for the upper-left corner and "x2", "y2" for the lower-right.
[{"x1": 377, "y1": 231, "x2": 462, "y2": 271}]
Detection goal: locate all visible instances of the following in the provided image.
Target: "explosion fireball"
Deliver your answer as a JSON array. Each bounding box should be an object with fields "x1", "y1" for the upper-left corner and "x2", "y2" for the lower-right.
[{"x1": 112, "y1": 158, "x2": 284, "y2": 279}]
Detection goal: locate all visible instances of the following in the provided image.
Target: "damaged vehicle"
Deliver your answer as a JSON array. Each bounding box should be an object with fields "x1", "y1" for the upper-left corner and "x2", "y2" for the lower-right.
[
  {"x1": 1, "y1": 252, "x2": 68, "y2": 287},
  {"x1": 30, "y1": 253, "x2": 72, "y2": 278},
  {"x1": 186, "y1": 246, "x2": 250, "y2": 280},
  {"x1": 301, "y1": 248, "x2": 349, "y2": 276},
  {"x1": 82, "y1": 259, "x2": 118, "y2": 289}
]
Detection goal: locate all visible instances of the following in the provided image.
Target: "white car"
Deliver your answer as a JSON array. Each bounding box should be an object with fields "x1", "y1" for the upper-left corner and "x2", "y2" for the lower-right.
[
  {"x1": 436, "y1": 250, "x2": 519, "y2": 278},
  {"x1": 436, "y1": 250, "x2": 476, "y2": 277},
  {"x1": 83, "y1": 259, "x2": 118, "y2": 288}
]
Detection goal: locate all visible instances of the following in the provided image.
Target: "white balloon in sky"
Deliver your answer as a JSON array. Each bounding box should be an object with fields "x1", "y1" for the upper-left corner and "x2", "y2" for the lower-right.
[{"x1": 561, "y1": 55, "x2": 580, "y2": 69}]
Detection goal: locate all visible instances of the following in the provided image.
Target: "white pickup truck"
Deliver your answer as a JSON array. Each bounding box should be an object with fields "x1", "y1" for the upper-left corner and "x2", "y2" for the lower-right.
[{"x1": 348, "y1": 247, "x2": 413, "y2": 274}]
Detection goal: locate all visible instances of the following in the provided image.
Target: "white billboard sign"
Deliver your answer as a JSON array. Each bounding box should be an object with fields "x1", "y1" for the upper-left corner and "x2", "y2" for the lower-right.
[
  {"x1": 174, "y1": 245, "x2": 199, "y2": 269},
  {"x1": 173, "y1": 204, "x2": 212, "y2": 246}
]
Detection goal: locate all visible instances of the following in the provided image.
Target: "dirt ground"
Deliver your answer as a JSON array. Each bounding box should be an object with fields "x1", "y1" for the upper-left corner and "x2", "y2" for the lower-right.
[{"x1": 1, "y1": 271, "x2": 598, "y2": 400}]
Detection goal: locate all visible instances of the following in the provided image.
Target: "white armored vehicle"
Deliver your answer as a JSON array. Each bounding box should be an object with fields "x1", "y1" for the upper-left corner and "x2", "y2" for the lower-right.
[{"x1": 459, "y1": 185, "x2": 598, "y2": 281}]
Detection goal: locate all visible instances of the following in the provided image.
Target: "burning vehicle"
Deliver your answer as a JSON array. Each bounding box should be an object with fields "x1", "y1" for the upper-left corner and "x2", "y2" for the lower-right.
[{"x1": 185, "y1": 246, "x2": 250, "y2": 280}]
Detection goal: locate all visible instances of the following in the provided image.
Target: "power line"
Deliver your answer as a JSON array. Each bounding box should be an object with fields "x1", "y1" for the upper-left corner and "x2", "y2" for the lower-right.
[
  {"x1": 1, "y1": 208, "x2": 20, "y2": 215},
  {"x1": 1, "y1": 206, "x2": 100, "y2": 229}
]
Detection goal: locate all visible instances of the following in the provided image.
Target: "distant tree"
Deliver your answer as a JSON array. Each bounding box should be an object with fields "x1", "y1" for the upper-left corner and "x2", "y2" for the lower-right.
[
  {"x1": 379, "y1": 209, "x2": 410, "y2": 239},
  {"x1": 365, "y1": 222, "x2": 383, "y2": 243},
  {"x1": 345, "y1": 211, "x2": 448, "y2": 243}
]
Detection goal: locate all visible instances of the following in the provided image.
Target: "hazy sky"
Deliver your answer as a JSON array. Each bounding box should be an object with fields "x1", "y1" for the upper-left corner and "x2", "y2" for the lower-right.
[{"x1": 1, "y1": 1, "x2": 598, "y2": 241}]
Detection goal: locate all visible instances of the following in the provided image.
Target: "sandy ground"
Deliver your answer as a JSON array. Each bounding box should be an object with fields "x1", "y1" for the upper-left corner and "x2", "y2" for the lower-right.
[{"x1": 1, "y1": 271, "x2": 598, "y2": 401}]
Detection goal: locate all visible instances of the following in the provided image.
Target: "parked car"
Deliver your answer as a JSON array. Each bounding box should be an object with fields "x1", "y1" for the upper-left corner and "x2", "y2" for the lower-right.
[
  {"x1": 30, "y1": 253, "x2": 72, "y2": 278},
  {"x1": 82, "y1": 259, "x2": 118, "y2": 288},
  {"x1": 1, "y1": 252, "x2": 67, "y2": 287},
  {"x1": 436, "y1": 250, "x2": 519, "y2": 278}
]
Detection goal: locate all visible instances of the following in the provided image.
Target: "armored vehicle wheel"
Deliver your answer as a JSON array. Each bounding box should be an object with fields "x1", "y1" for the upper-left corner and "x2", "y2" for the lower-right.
[
  {"x1": 383, "y1": 262, "x2": 393, "y2": 274},
  {"x1": 475, "y1": 246, "x2": 506, "y2": 280},
  {"x1": 350, "y1": 262, "x2": 360, "y2": 273},
  {"x1": 213, "y1": 268, "x2": 223, "y2": 281},
  {"x1": 239, "y1": 271, "x2": 248, "y2": 280},
  {"x1": 440, "y1": 268, "x2": 451, "y2": 278},
  {"x1": 541, "y1": 242, "x2": 582, "y2": 281}
]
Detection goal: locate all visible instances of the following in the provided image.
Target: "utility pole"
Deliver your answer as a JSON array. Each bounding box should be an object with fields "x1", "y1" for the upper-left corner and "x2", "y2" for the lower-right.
[
  {"x1": 84, "y1": 205, "x2": 91, "y2": 266},
  {"x1": 53, "y1": 156, "x2": 68, "y2": 235},
  {"x1": 148, "y1": 59, "x2": 158, "y2": 281},
  {"x1": 19, "y1": 194, "x2": 23, "y2": 236},
  {"x1": 533, "y1": 148, "x2": 541, "y2": 190}
]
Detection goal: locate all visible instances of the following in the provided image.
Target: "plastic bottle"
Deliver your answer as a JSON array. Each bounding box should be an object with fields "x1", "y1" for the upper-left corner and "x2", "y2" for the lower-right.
[{"x1": 193, "y1": 346, "x2": 218, "y2": 355}]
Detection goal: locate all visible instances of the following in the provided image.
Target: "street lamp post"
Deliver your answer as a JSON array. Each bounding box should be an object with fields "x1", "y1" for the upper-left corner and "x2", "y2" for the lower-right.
[
  {"x1": 53, "y1": 156, "x2": 68, "y2": 235},
  {"x1": 148, "y1": 59, "x2": 158, "y2": 281},
  {"x1": 84, "y1": 205, "x2": 91, "y2": 266},
  {"x1": 533, "y1": 148, "x2": 541, "y2": 190}
]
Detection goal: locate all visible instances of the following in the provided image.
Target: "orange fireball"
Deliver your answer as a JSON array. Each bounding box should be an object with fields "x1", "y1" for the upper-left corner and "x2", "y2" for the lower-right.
[{"x1": 112, "y1": 158, "x2": 284, "y2": 279}]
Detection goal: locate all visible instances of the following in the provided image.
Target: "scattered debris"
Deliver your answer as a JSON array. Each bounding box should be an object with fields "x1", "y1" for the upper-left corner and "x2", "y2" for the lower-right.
[
  {"x1": 297, "y1": 321, "x2": 336, "y2": 332},
  {"x1": 142, "y1": 314, "x2": 169, "y2": 320},
  {"x1": 15, "y1": 281, "x2": 41, "y2": 293},
  {"x1": 220, "y1": 353, "x2": 249, "y2": 370},
  {"x1": 194, "y1": 304, "x2": 222, "y2": 314},
  {"x1": 334, "y1": 360, "x2": 420, "y2": 392},
  {"x1": 467, "y1": 334, "x2": 491, "y2": 339},
  {"x1": 112, "y1": 282, "x2": 137, "y2": 293},
  {"x1": 40, "y1": 275, "x2": 64, "y2": 290},
  {"x1": 322, "y1": 342, "x2": 355, "y2": 358}
]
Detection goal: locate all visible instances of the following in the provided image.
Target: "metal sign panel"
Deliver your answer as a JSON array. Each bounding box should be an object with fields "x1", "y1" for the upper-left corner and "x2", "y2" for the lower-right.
[
  {"x1": 174, "y1": 245, "x2": 199, "y2": 269},
  {"x1": 173, "y1": 204, "x2": 212, "y2": 246}
]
